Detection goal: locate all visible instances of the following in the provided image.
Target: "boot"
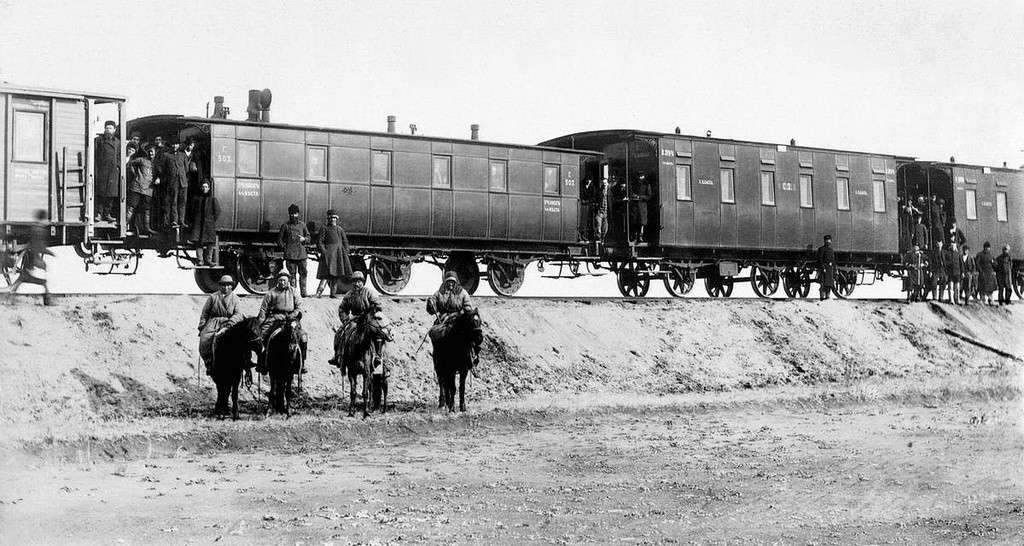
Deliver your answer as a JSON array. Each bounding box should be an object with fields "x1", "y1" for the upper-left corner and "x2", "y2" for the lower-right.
[
  {"x1": 140, "y1": 210, "x2": 154, "y2": 236},
  {"x1": 125, "y1": 206, "x2": 136, "y2": 235}
]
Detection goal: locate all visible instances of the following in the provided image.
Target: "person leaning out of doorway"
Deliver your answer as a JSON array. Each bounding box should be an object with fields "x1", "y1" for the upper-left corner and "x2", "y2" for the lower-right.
[{"x1": 188, "y1": 178, "x2": 220, "y2": 266}]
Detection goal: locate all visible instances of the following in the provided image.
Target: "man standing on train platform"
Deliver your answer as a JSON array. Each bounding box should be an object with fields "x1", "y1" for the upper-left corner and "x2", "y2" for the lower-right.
[
  {"x1": 94, "y1": 120, "x2": 120, "y2": 224},
  {"x1": 161, "y1": 139, "x2": 190, "y2": 229},
  {"x1": 630, "y1": 172, "x2": 652, "y2": 243},
  {"x1": 197, "y1": 274, "x2": 243, "y2": 376},
  {"x1": 929, "y1": 239, "x2": 949, "y2": 302},
  {"x1": 256, "y1": 269, "x2": 305, "y2": 373},
  {"x1": 903, "y1": 241, "x2": 927, "y2": 302},
  {"x1": 817, "y1": 234, "x2": 836, "y2": 301},
  {"x1": 128, "y1": 131, "x2": 143, "y2": 158},
  {"x1": 995, "y1": 245, "x2": 1013, "y2": 305},
  {"x1": 912, "y1": 215, "x2": 928, "y2": 250},
  {"x1": 126, "y1": 145, "x2": 157, "y2": 236},
  {"x1": 929, "y1": 196, "x2": 944, "y2": 249},
  {"x1": 279, "y1": 203, "x2": 311, "y2": 297},
  {"x1": 594, "y1": 176, "x2": 610, "y2": 244},
  {"x1": 577, "y1": 177, "x2": 595, "y2": 242},
  {"x1": 149, "y1": 135, "x2": 168, "y2": 231}
]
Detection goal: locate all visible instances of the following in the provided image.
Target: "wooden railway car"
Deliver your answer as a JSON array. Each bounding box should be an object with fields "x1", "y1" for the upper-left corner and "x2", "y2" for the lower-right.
[
  {"x1": 1, "y1": 84, "x2": 129, "y2": 286},
  {"x1": 542, "y1": 130, "x2": 1023, "y2": 299},
  {"x1": 128, "y1": 114, "x2": 598, "y2": 295}
]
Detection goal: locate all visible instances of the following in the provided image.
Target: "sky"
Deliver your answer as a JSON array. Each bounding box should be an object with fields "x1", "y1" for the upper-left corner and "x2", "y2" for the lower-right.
[{"x1": 1, "y1": 0, "x2": 1021, "y2": 296}]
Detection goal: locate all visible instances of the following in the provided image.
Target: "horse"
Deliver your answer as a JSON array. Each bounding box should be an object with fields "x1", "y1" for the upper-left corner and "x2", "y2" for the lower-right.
[
  {"x1": 334, "y1": 312, "x2": 393, "y2": 418},
  {"x1": 210, "y1": 316, "x2": 263, "y2": 420},
  {"x1": 430, "y1": 308, "x2": 483, "y2": 412},
  {"x1": 264, "y1": 317, "x2": 304, "y2": 417}
]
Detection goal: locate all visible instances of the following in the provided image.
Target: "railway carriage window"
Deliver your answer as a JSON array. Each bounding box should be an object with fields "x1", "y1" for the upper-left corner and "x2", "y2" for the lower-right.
[
  {"x1": 872, "y1": 180, "x2": 886, "y2": 212},
  {"x1": 996, "y1": 192, "x2": 1008, "y2": 222},
  {"x1": 799, "y1": 152, "x2": 813, "y2": 168},
  {"x1": 432, "y1": 156, "x2": 451, "y2": 188},
  {"x1": 720, "y1": 168, "x2": 735, "y2": 203},
  {"x1": 372, "y1": 151, "x2": 391, "y2": 184},
  {"x1": 759, "y1": 148, "x2": 775, "y2": 165},
  {"x1": 306, "y1": 146, "x2": 327, "y2": 180},
  {"x1": 836, "y1": 177, "x2": 850, "y2": 210},
  {"x1": 719, "y1": 144, "x2": 736, "y2": 162},
  {"x1": 966, "y1": 189, "x2": 978, "y2": 220},
  {"x1": 13, "y1": 110, "x2": 46, "y2": 162},
  {"x1": 871, "y1": 157, "x2": 886, "y2": 175},
  {"x1": 489, "y1": 160, "x2": 507, "y2": 191},
  {"x1": 760, "y1": 172, "x2": 776, "y2": 205},
  {"x1": 544, "y1": 165, "x2": 560, "y2": 194},
  {"x1": 237, "y1": 141, "x2": 260, "y2": 177},
  {"x1": 835, "y1": 155, "x2": 850, "y2": 172},
  {"x1": 799, "y1": 175, "x2": 813, "y2": 208},
  {"x1": 675, "y1": 164, "x2": 692, "y2": 200}
]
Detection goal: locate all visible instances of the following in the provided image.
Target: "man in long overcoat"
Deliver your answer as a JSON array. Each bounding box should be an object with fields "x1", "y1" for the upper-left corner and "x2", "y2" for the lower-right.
[
  {"x1": 960, "y1": 244, "x2": 977, "y2": 304},
  {"x1": 198, "y1": 274, "x2": 243, "y2": 375},
  {"x1": 94, "y1": 120, "x2": 120, "y2": 223},
  {"x1": 995, "y1": 245, "x2": 1013, "y2": 305},
  {"x1": 930, "y1": 239, "x2": 949, "y2": 302},
  {"x1": 976, "y1": 242, "x2": 997, "y2": 306},
  {"x1": 817, "y1": 234, "x2": 836, "y2": 300},
  {"x1": 188, "y1": 179, "x2": 220, "y2": 266},
  {"x1": 629, "y1": 173, "x2": 652, "y2": 243},
  {"x1": 903, "y1": 242, "x2": 927, "y2": 302},
  {"x1": 315, "y1": 209, "x2": 353, "y2": 297}
]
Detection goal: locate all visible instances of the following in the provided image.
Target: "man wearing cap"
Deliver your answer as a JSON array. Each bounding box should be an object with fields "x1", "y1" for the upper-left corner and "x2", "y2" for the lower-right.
[
  {"x1": 960, "y1": 244, "x2": 977, "y2": 304},
  {"x1": 161, "y1": 139, "x2": 189, "y2": 229},
  {"x1": 995, "y1": 245, "x2": 1013, "y2": 305},
  {"x1": 198, "y1": 275, "x2": 243, "y2": 375},
  {"x1": 279, "y1": 204, "x2": 311, "y2": 297},
  {"x1": 903, "y1": 241, "x2": 927, "y2": 302},
  {"x1": 315, "y1": 209, "x2": 353, "y2": 297},
  {"x1": 149, "y1": 135, "x2": 168, "y2": 230},
  {"x1": 128, "y1": 132, "x2": 143, "y2": 158},
  {"x1": 94, "y1": 120, "x2": 121, "y2": 223},
  {"x1": 331, "y1": 270, "x2": 382, "y2": 370},
  {"x1": 976, "y1": 241, "x2": 997, "y2": 306},
  {"x1": 817, "y1": 234, "x2": 836, "y2": 300}
]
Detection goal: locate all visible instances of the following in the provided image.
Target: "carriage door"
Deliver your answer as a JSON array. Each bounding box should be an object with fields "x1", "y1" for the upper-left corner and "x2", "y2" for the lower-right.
[{"x1": 7, "y1": 95, "x2": 52, "y2": 222}]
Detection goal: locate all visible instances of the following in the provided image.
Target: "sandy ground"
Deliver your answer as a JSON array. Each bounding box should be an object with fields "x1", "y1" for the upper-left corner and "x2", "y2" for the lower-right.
[{"x1": 1, "y1": 295, "x2": 1022, "y2": 544}]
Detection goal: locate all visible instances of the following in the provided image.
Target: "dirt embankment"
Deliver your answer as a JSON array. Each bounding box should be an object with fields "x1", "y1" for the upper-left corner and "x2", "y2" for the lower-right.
[{"x1": 0, "y1": 295, "x2": 1021, "y2": 448}]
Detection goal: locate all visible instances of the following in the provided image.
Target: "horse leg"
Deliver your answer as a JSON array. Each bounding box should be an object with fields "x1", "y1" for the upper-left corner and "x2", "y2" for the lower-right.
[
  {"x1": 363, "y1": 372, "x2": 371, "y2": 419},
  {"x1": 458, "y1": 369, "x2": 467, "y2": 412},
  {"x1": 284, "y1": 376, "x2": 292, "y2": 418},
  {"x1": 443, "y1": 370, "x2": 456, "y2": 412},
  {"x1": 348, "y1": 373, "x2": 357, "y2": 417},
  {"x1": 231, "y1": 372, "x2": 240, "y2": 421},
  {"x1": 433, "y1": 355, "x2": 445, "y2": 408},
  {"x1": 266, "y1": 377, "x2": 276, "y2": 416},
  {"x1": 381, "y1": 376, "x2": 388, "y2": 414}
]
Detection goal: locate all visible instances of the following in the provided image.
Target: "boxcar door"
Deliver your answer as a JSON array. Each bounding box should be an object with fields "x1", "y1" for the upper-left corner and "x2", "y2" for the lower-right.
[{"x1": 7, "y1": 96, "x2": 52, "y2": 221}]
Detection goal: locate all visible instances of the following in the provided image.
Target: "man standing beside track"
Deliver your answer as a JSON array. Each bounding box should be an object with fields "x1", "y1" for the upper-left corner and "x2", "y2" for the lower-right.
[
  {"x1": 817, "y1": 234, "x2": 835, "y2": 301},
  {"x1": 995, "y1": 245, "x2": 1013, "y2": 305},
  {"x1": 278, "y1": 203, "x2": 310, "y2": 297},
  {"x1": 960, "y1": 244, "x2": 977, "y2": 304},
  {"x1": 903, "y1": 241, "x2": 927, "y2": 302}
]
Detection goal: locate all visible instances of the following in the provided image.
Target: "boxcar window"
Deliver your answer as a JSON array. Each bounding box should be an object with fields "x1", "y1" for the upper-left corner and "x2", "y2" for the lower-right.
[
  {"x1": 836, "y1": 177, "x2": 850, "y2": 210},
  {"x1": 306, "y1": 146, "x2": 327, "y2": 180},
  {"x1": 872, "y1": 179, "x2": 886, "y2": 212},
  {"x1": 798, "y1": 151, "x2": 813, "y2": 168},
  {"x1": 720, "y1": 144, "x2": 736, "y2": 162},
  {"x1": 996, "y1": 192, "x2": 1008, "y2": 222},
  {"x1": 13, "y1": 110, "x2": 46, "y2": 162},
  {"x1": 675, "y1": 164, "x2": 691, "y2": 201},
  {"x1": 372, "y1": 151, "x2": 391, "y2": 184},
  {"x1": 759, "y1": 148, "x2": 775, "y2": 165},
  {"x1": 544, "y1": 165, "x2": 560, "y2": 194},
  {"x1": 799, "y1": 175, "x2": 813, "y2": 208},
  {"x1": 490, "y1": 160, "x2": 507, "y2": 191},
  {"x1": 871, "y1": 157, "x2": 886, "y2": 174},
  {"x1": 432, "y1": 156, "x2": 451, "y2": 188},
  {"x1": 760, "y1": 172, "x2": 775, "y2": 205},
  {"x1": 966, "y1": 189, "x2": 978, "y2": 220},
  {"x1": 237, "y1": 141, "x2": 260, "y2": 177},
  {"x1": 720, "y1": 168, "x2": 735, "y2": 203},
  {"x1": 835, "y1": 155, "x2": 850, "y2": 172}
]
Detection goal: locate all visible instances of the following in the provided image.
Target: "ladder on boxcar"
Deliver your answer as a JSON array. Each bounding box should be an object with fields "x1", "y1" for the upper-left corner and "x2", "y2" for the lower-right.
[{"x1": 55, "y1": 147, "x2": 87, "y2": 223}]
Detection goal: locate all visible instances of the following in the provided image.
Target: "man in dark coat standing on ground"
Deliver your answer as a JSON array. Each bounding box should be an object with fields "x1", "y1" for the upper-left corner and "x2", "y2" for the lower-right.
[
  {"x1": 279, "y1": 203, "x2": 310, "y2": 297},
  {"x1": 818, "y1": 234, "x2": 836, "y2": 300},
  {"x1": 912, "y1": 216, "x2": 928, "y2": 250},
  {"x1": 903, "y1": 241, "x2": 927, "y2": 302},
  {"x1": 314, "y1": 209, "x2": 353, "y2": 297},
  {"x1": 976, "y1": 242, "x2": 997, "y2": 306},
  {"x1": 930, "y1": 239, "x2": 949, "y2": 302},
  {"x1": 995, "y1": 245, "x2": 1013, "y2": 305},
  {"x1": 94, "y1": 120, "x2": 120, "y2": 223}
]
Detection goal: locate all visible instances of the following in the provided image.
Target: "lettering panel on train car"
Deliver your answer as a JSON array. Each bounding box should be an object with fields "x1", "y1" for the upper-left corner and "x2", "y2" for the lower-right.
[
  {"x1": 211, "y1": 137, "x2": 235, "y2": 177},
  {"x1": 260, "y1": 180, "x2": 304, "y2": 230},
  {"x1": 431, "y1": 190, "x2": 453, "y2": 237},
  {"x1": 393, "y1": 187, "x2": 431, "y2": 236},
  {"x1": 509, "y1": 195, "x2": 543, "y2": 240},
  {"x1": 657, "y1": 146, "x2": 678, "y2": 246},
  {"x1": 734, "y1": 145, "x2": 760, "y2": 248},
  {"x1": 850, "y1": 156, "x2": 873, "y2": 252},
  {"x1": 330, "y1": 146, "x2": 369, "y2": 184},
  {"x1": 692, "y1": 140, "x2": 721, "y2": 247},
  {"x1": 454, "y1": 192, "x2": 489, "y2": 238},
  {"x1": 774, "y1": 150, "x2": 801, "y2": 249},
  {"x1": 330, "y1": 184, "x2": 369, "y2": 234},
  {"x1": 561, "y1": 162, "x2": 579, "y2": 198},
  {"x1": 370, "y1": 186, "x2": 393, "y2": 235},
  {"x1": 542, "y1": 197, "x2": 561, "y2": 241},
  {"x1": 213, "y1": 177, "x2": 235, "y2": 229},
  {"x1": 234, "y1": 179, "x2": 261, "y2": 230},
  {"x1": 489, "y1": 194, "x2": 509, "y2": 239}
]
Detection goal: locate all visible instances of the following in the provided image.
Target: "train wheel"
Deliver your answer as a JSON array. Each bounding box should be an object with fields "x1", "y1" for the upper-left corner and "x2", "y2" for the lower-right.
[
  {"x1": 194, "y1": 267, "x2": 221, "y2": 294},
  {"x1": 369, "y1": 257, "x2": 412, "y2": 296},
  {"x1": 720, "y1": 276, "x2": 735, "y2": 297},
  {"x1": 616, "y1": 261, "x2": 650, "y2": 298},
  {"x1": 704, "y1": 275, "x2": 722, "y2": 297},
  {"x1": 486, "y1": 261, "x2": 526, "y2": 297},
  {"x1": 237, "y1": 253, "x2": 272, "y2": 295},
  {"x1": 73, "y1": 241, "x2": 94, "y2": 259},
  {"x1": 1013, "y1": 270, "x2": 1024, "y2": 299},
  {"x1": 832, "y1": 270, "x2": 857, "y2": 299},
  {"x1": 664, "y1": 267, "x2": 694, "y2": 297},
  {"x1": 781, "y1": 267, "x2": 800, "y2": 298},
  {"x1": 750, "y1": 265, "x2": 780, "y2": 298},
  {"x1": 445, "y1": 253, "x2": 480, "y2": 295}
]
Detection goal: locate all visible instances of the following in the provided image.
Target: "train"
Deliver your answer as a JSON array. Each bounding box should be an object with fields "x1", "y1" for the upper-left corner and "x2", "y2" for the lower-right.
[{"x1": 2, "y1": 83, "x2": 1022, "y2": 299}]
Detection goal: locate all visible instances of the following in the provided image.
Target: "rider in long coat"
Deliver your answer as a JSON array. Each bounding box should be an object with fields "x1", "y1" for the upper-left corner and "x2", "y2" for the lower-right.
[
  {"x1": 256, "y1": 269, "x2": 304, "y2": 372},
  {"x1": 817, "y1": 234, "x2": 836, "y2": 300},
  {"x1": 198, "y1": 275, "x2": 243, "y2": 375},
  {"x1": 427, "y1": 271, "x2": 473, "y2": 325},
  {"x1": 331, "y1": 271, "x2": 383, "y2": 370}
]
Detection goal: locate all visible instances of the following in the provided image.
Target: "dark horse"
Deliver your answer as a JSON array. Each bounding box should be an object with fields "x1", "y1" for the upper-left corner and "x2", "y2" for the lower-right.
[
  {"x1": 265, "y1": 317, "x2": 304, "y2": 417},
  {"x1": 211, "y1": 316, "x2": 263, "y2": 420},
  {"x1": 335, "y1": 312, "x2": 393, "y2": 418},
  {"x1": 430, "y1": 308, "x2": 483, "y2": 412}
]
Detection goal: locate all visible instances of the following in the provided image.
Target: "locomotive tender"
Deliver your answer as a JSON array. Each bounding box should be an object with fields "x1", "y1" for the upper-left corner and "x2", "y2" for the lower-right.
[{"x1": 2, "y1": 83, "x2": 1022, "y2": 299}]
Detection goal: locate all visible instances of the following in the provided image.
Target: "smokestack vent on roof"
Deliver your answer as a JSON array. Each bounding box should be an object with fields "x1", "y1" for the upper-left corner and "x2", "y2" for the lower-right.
[
  {"x1": 247, "y1": 90, "x2": 261, "y2": 122},
  {"x1": 470, "y1": 124, "x2": 480, "y2": 140},
  {"x1": 387, "y1": 115, "x2": 396, "y2": 133}
]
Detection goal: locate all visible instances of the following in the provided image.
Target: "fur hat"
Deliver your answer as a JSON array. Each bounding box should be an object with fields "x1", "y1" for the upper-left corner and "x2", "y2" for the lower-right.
[
  {"x1": 277, "y1": 268, "x2": 291, "y2": 278},
  {"x1": 288, "y1": 203, "x2": 300, "y2": 215},
  {"x1": 443, "y1": 271, "x2": 459, "y2": 283},
  {"x1": 218, "y1": 275, "x2": 235, "y2": 285},
  {"x1": 350, "y1": 271, "x2": 365, "y2": 281}
]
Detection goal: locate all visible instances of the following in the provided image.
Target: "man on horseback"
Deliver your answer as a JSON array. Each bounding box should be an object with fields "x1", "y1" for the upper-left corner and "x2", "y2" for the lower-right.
[
  {"x1": 198, "y1": 275, "x2": 244, "y2": 376},
  {"x1": 257, "y1": 269, "x2": 306, "y2": 374},
  {"x1": 427, "y1": 271, "x2": 478, "y2": 369},
  {"x1": 330, "y1": 271, "x2": 382, "y2": 372}
]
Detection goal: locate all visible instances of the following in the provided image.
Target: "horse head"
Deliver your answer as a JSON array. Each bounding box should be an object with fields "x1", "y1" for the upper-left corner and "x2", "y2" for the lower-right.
[{"x1": 365, "y1": 311, "x2": 394, "y2": 343}]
